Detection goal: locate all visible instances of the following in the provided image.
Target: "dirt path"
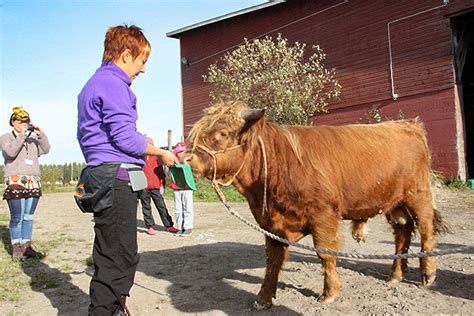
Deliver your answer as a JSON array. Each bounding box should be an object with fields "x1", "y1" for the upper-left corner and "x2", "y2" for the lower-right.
[{"x1": 0, "y1": 187, "x2": 473, "y2": 315}]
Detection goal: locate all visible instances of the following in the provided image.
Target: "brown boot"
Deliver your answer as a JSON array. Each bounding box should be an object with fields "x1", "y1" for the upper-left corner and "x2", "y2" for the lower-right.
[
  {"x1": 11, "y1": 243, "x2": 24, "y2": 260},
  {"x1": 23, "y1": 241, "x2": 43, "y2": 259}
]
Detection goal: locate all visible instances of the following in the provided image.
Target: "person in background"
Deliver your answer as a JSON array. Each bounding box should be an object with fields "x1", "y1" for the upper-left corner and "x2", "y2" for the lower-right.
[
  {"x1": 140, "y1": 136, "x2": 179, "y2": 235},
  {"x1": 0, "y1": 106, "x2": 50, "y2": 260},
  {"x1": 76, "y1": 25, "x2": 176, "y2": 315},
  {"x1": 171, "y1": 143, "x2": 194, "y2": 237}
]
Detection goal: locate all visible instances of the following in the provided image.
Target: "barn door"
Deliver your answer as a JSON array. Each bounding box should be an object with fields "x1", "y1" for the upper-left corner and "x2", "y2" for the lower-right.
[{"x1": 452, "y1": 11, "x2": 474, "y2": 179}]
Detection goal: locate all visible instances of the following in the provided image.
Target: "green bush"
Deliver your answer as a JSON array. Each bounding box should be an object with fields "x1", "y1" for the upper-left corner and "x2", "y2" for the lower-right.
[
  {"x1": 444, "y1": 177, "x2": 467, "y2": 189},
  {"x1": 203, "y1": 34, "x2": 341, "y2": 125}
]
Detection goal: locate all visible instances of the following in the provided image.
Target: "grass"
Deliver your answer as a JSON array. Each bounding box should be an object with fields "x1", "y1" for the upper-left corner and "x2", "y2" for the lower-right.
[
  {"x1": 0, "y1": 213, "x2": 8, "y2": 222},
  {"x1": 443, "y1": 177, "x2": 468, "y2": 189},
  {"x1": 0, "y1": 207, "x2": 88, "y2": 303},
  {"x1": 0, "y1": 260, "x2": 28, "y2": 302},
  {"x1": 41, "y1": 177, "x2": 246, "y2": 202},
  {"x1": 83, "y1": 257, "x2": 94, "y2": 267},
  {"x1": 163, "y1": 178, "x2": 246, "y2": 203},
  {"x1": 0, "y1": 236, "x2": 75, "y2": 302},
  {"x1": 431, "y1": 172, "x2": 469, "y2": 190},
  {"x1": 41, "y1": 184, "x2": 77, "y2": 193},
  {"x1": 30, "y1": 272, "x2": 60, "y2": 290},
  {"x1": 0, "y1": 211, "x2": 30, "y2": 302}
]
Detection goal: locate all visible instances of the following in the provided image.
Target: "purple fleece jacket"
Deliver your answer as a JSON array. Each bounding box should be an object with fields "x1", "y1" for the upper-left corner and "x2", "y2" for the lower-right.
[{"x1": 77, "y1": 63, "x2": 148, "y2": 166}]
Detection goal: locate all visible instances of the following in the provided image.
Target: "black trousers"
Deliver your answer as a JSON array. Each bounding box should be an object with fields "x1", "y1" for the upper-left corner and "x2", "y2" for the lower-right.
[
  {"x1": 139, "y1": 188, "x2": 173, "y2": 228},
  {"x1": 89, "y1": 179, "x2": 139, "y2": 315}
]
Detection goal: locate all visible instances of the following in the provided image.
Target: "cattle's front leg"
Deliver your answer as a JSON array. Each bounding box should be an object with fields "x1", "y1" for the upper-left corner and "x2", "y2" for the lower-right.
[
  {"x1": 253, "y1": 236, "x2": 288, "y2": 310},
  {"x1": 317, "y1": 253, "x2": 340, "y2": 304}
]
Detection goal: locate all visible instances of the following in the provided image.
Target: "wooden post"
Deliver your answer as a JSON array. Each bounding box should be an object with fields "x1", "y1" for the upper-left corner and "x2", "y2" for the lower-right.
[{"x1": 168, "y1": 129, "x2": 172, "y2": 150}]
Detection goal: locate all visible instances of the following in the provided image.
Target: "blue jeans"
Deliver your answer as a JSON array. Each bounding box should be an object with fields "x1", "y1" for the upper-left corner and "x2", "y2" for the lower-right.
[{"x1": 8, "y1": 197, "x2": 39, "y2": 244}]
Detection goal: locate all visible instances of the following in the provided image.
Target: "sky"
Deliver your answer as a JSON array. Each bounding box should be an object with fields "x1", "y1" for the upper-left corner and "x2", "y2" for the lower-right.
[{"x1": 0, "y1": 0, "x2": 264, "y2": 164}]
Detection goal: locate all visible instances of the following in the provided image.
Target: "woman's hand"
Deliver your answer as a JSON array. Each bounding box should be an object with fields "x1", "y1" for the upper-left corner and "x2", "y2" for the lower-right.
[
  {"x1": 32, "y1": 124, "x2": 42, "y2": 137},
  {"x1": 160, "y1": 149, "x2": 178, "y2": 167},
  {"x1": 144, "y1": 144, "x2": 179, "y2": 167}
]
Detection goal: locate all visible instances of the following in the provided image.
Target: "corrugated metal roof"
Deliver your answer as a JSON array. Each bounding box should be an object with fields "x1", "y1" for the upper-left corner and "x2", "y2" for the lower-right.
[{"x1": 166, "y1": 0, "x2": 286, "y2": 38}]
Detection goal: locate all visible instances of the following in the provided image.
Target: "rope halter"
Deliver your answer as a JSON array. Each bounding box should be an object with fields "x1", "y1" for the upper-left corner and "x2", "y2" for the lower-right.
[
  {"x1": 194, "y1": 143, "x2": 244, "y2": 188},
  {"x1": 195, "y1": 136, "x2": 269, "y2": 216}
]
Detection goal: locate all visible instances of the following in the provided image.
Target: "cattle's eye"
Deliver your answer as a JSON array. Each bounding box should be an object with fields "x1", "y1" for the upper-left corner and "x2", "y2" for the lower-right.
[{"x1": 211, "y1": 130, "x2": 232, "y2": 149}]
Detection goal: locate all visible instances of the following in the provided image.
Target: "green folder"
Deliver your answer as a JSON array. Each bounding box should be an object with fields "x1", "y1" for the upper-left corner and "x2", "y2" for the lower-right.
[{"x1": 169, "y1": 163, "x2": 197, "y2": 191}]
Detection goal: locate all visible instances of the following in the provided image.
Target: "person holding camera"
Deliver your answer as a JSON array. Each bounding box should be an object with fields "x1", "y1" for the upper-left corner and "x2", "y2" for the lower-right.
[{"x1": 0, "y1": 106, "x2": 50, "y2": 260}]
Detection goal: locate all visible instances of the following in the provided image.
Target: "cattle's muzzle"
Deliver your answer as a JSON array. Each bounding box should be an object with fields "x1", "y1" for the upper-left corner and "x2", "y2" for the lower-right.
[{"x1": 181, "y1": 149, "x2": 211, "y2": 179}]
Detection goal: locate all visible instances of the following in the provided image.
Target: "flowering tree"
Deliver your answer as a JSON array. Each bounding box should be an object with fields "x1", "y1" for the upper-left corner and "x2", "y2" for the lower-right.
[{"x1": 203, "y1": 34, "x2": 341, "y2": 125}]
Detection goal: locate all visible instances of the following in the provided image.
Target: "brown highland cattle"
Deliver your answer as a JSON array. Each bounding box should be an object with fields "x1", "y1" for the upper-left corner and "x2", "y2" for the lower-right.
[{"x1": 182, "y1": 101, "x2": 447, "y2": 308}]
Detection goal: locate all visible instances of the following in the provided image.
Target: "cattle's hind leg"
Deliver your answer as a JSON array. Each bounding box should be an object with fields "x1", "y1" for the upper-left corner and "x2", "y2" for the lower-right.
[
  {"x1": 386, "y1": 206, "x2": 414, "y2": 284},
  {"x1": 311, "y1": 213, "x2": 341, "y2": 304},
  {"x1": 254, "y1": 236, "x2": 288, "y2": 310},
  {"x1": 404, "y1": 191, "x2": 437, "y2": 286}
]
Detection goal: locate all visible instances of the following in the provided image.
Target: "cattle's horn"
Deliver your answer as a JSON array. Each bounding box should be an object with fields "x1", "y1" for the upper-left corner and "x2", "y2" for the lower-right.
[{"x1": 239, "y1": 108, "x2": 266, "y2": 121}]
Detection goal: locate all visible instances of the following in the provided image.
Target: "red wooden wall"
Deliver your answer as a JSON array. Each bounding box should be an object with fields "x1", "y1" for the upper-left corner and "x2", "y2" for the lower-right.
[{"x1": 174, "y1": 0, "x2": 474, "y2": 177}]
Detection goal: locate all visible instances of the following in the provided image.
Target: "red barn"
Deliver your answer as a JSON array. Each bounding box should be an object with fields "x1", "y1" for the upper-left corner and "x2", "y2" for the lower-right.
[{"x1": 167, "y1": 0, "x2": 474, "y2": 180}]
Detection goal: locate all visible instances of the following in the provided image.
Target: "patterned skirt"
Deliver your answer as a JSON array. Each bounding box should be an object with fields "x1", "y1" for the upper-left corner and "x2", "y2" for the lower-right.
[{"x1": 3, "y1": 175, "x2": 42, "y2": 200}]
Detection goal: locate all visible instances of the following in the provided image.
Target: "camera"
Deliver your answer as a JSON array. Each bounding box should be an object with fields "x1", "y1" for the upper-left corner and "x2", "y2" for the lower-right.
[{"x1": 26, "y1": 123, "x2": 35, "y2": 132}]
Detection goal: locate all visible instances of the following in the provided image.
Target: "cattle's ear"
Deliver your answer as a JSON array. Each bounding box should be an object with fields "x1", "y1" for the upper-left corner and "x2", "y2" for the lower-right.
[{"x1": 239, "y1": 108, "x2": 266, "y2": 121}]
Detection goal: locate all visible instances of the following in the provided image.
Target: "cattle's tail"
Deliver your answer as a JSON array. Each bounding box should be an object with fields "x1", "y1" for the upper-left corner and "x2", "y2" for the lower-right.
[
  {"x1": 408, "y1": 119, "x2": 450, "y2": 236},
  {"x1": 433, "y1": 208, "x2": 451, "y2": 235}
]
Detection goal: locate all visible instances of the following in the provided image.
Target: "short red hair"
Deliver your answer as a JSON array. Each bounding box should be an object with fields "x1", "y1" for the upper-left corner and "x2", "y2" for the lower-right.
[{"x1": 102, "y1": 24, "x2": 151, "y2": 63}]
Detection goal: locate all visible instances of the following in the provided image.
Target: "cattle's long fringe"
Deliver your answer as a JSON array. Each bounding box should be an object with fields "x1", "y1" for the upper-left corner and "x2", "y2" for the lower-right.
[
  {"x1": 189, "y1": 101, "x2": 247, "y2": 150},
  {"x1": 434, "y1": 209, "x2": 451, "y2": 235},
  {"x1": 189, "y1": 101, "x2": 307, "y2": 164}
]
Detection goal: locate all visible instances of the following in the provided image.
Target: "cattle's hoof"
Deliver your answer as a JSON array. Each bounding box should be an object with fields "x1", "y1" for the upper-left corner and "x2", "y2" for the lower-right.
[
  {"x1": 352, "y1": 233, "x2": 366, "y2": 243},
  {"x1": 387, "y1": 274, "x2": 403, "y2": 285},
  {"x1": 317, "y1": 294, "x2": 338, "y2": 304},
  {"x1": 422, "y1": 273, "x2": 436, "y2": 287},
  {"x1": 250, "y1": 300, "x2": 272, "y2": 310}
]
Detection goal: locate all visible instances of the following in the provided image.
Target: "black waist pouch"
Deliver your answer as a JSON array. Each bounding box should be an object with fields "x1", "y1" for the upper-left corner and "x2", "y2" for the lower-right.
[{"x1": 74, "y1": 164, "x2": 121, "y2": 213}]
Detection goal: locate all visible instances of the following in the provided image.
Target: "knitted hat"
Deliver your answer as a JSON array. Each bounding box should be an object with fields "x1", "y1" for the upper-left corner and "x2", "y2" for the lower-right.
[
  {"x1": 10, "y1": 106, "x2": 30, "y2": 126},
  {"x1": 173, "y1": 144, "x2": 185, "y2": 155}
]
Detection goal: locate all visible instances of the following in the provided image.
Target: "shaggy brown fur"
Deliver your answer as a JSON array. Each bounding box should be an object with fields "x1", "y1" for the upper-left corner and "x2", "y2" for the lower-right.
[{"x1": 184, "y1": 100, "x2": 446, "y2": 308}]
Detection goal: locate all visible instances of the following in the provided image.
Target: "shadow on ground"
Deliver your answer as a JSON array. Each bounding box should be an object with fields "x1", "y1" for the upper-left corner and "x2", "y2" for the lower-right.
[
  {"x1": 138, "y1": 240, "x2": 474, "y2": 314},
  {"x1": 0, "y1": 224, "x2": 89, "y2": 315},
  {"x1": 291, "y1": 241, "x2": 474, "y2": 301},
  {"x1": 139, "y1": 242, "x2": 304, "y2": 315}
]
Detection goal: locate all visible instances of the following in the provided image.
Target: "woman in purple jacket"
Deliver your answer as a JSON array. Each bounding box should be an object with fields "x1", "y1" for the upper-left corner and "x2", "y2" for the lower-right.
[{"x1": 76, "y1": 25, "x2": 176, "y2": 316}]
